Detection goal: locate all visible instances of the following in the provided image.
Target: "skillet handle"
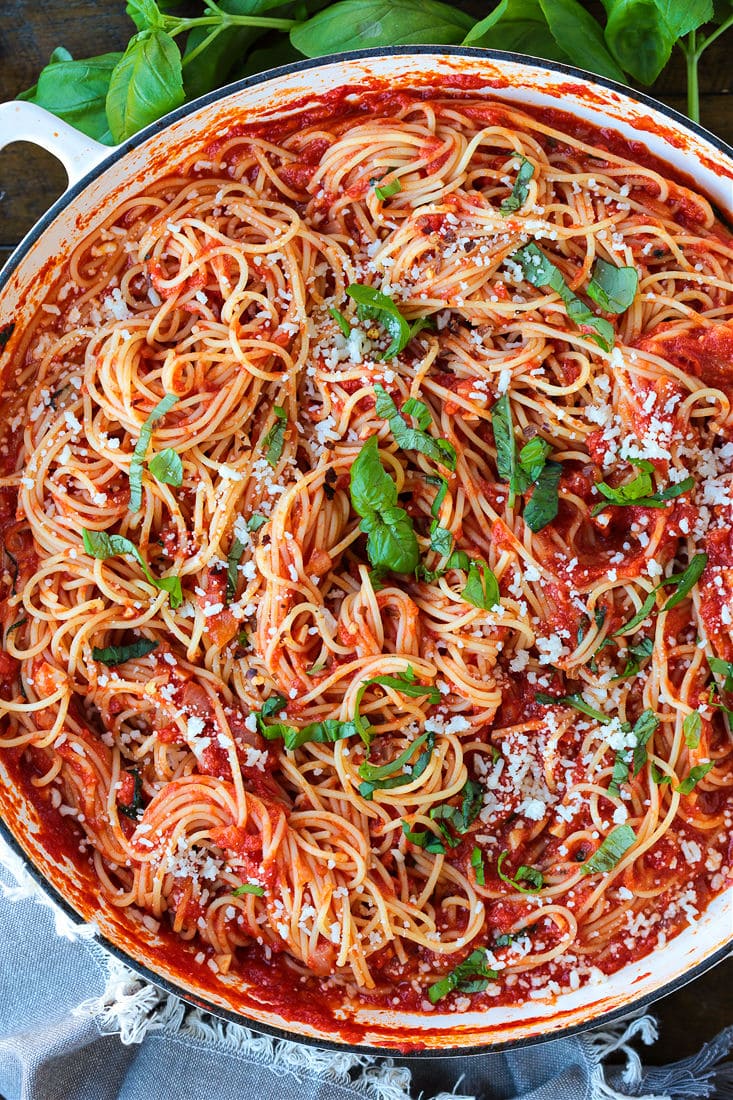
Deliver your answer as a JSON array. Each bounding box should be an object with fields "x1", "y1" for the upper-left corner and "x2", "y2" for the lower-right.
[{"x1": 0, "y1": 101, "x2": 111, "y2": 190}]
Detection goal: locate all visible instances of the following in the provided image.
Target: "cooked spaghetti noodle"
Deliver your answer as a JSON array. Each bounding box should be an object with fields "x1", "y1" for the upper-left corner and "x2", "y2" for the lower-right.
[{"x1": 1, "y1": 87, "x2": 732, "y2": 1013}]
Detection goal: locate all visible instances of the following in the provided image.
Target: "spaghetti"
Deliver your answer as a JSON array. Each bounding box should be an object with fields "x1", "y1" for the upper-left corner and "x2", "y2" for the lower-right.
[{"x1": 1, "y1": 87, "x2": 732, "y2": 1013}]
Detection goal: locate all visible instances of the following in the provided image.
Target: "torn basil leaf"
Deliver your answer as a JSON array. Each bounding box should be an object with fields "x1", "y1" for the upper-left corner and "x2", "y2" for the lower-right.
[
  {"x1": 500, "y1": 156, "x2": 535, "y2": 216},
  {"x1": 582, "y1": 824, "x2": 635, "y2": 874},
  {"x1": 92, "y1": 638, "x2": 158, "y2": 666}
]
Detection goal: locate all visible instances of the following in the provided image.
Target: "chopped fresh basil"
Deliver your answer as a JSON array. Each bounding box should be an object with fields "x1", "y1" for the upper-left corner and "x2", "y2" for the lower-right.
[
  {"x1": 92, "y1": 638, "x2": 158, "y2": 666},
  {"x1": 247, "y1": 514, "x2": 267, "y2": 532},
  {"x1": 524, "y1": 460, "x2": 562, "y2": 532},
  {"x1": 148, "y1": 447, "x2": 183, "y2": 487},
  {"x1": 608, "y1": 709, "x2": 659, "y2": 796},
  {"x1": 401, "y1": 819, "x2": 446, "y2": 853},
  {"x1": 5, "y1": 617, "x2": 26, "y2": 637},
  {"x1": 614, "y1": 636, "x2": 654, "y2": 680},
  {"x1": 128, "y1": 392, "x2": 177, "y2": 512},
  {"x1": 374, "y1": 384, "x2": 456, "y2": 471},
  {"x1": 651, "y1": 762, "x2": 673, "y2": 787},
  {"x1": 232, "y1": 883, "x2": 264, "y2": 897},
  {"x1": 614, "y1": 553, "x2": 708, "y2": 635},
  {"x1": 82, "y1": 528, "x2": 182, "y2": 608},
  {"x1": 491, "y1": 394, "x2": 560, "y2": 529},
  {"x1": 536, "y1": 691, "x2": 612, "y2": 725},
  {"x1": 708, "y1": 654, "x2": 733, "y2": 692},
  {"x1": 510, "y1": 242, "x2": 615, "y2": 351},
  {"x1": 581, "y1": 824, "x2": 636, "y2": 874},
  {"x1": 226, "y1": 537, "x2": 245, "y2": 604},
  {"x1": 264, "y1": 405, "x2": 287, "y2": 467},
  {"x1": 586, "y1": 258, "x2": 639, "y2": 314},
  {"x1": 346, "y1": 283, "x2": 410, "y2": 360},
  {"x1": 373, "y1": 174, "x2": 402, "y2": 201},
  {"x1": 118, "y1": 768, "x2": 143, "y2": 819},
  {"x1": 676, "y1": 761, "x2": 714, "y2": 795},
  {"x1": 683, "y1": 711, "x2": 702, "y2": 749},
  {"x1": 427, "y1": 779, "x2": 483, "y2": 848},
  {"x1": 500, "y1": 156, "x2": 534, "y2": 216},
  {"x1": 358, "y1": 730, "x2": 434, "y2": 799},
  {"x1": 328, "y1": 305, "x2": 351, "y2": 337},
  {"x1": 497, "y1": 850, "x2": 543, "y2": 893},
  {"x1": 259, "y1": 715, "x2": 357, "y2": 751},
  {"x1": 352, "y1": 664, "x2": 440, "y2": 742},
  {"x1": 461, "y1": 559, "x2": 500, "y2": 611},
  {"x1": 349, "y1": 435, "x2": 419, "y2": 575},
  {"x1": 471, "y1": 845, "x2": 485, "y2": 885},
  {"x1": 305, "y1": 657, "x2": 327, "y2": 676},
  {"x1": 427, "y1": 949, "x2": 498, "y2": 1004},
  {"x1": 592, "y1": 458, "x2": 694, "y2": 516}
]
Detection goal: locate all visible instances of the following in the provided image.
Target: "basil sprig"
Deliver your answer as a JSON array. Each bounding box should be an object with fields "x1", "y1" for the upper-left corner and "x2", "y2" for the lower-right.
[
  {"x1": 349, "y1": 435, "x2": 419, "y2": 575},
  {"x1": 614, "y1": 553, "x2": 708, "y2": 636},
  {"x1": 581, "y1": 825, "x2": 636, "y2": 874},
  {"x1": 427, "y1": 949, "x2": 498, "y2": 1005},
  {"x1": 592, "y1": 458, "x2": 694, "y2": 516},
  {"x1": 82, "y1": 528, "x2": 183, "y2": 608},
  {"x1": 491, "y1": 394, "x2": 561, "y2": 531},
  {"x1": 510, "y1": 244, "x2": 634, "y2": 351},
  {"x1": 500, "y1": 156, "x2": 535, "y2": 215},
  {"x1": 264, "y1": 405, "x2": 287, "y2": 467},
  {"x1": 374, "y1": 385, "x2": 456, "y2": 470},
  {"x1": 497, "y1": 850, "x2": 544, "y2": 893},
  {"x1": 128, "y1": 392, "x2": 177, "y2": 512},
  {"x1": 92, "y1": 638, "x2": 158, "y2": 666}
]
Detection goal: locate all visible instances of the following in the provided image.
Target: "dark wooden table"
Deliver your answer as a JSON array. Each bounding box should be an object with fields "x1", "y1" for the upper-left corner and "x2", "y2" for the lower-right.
[{"x1": 0, "y1": 0, "x2": 731, "y2": 1073}]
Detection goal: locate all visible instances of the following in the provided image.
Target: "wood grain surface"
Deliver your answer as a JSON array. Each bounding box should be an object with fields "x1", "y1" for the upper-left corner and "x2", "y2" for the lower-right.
[{"x1": 0, "y1": 0, "x2": 731, "y2": 1073}]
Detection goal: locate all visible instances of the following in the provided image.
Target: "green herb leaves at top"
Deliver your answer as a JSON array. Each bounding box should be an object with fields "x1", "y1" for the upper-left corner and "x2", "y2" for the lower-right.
[
  {"x1": 291, "y1": 0, "x2": 474, "y2": 57},
  {"x1": 586, "y1": 259, "x2": 640, "y2": 314},
  {"x1": 82, "y1": 528, "x2": 182, "y2": 608},
  {"x1": 510, "y1": 244, "x2": 639, "y2": 352},
  {"x1": 614, "y1": 553, "x2": 708, "y2": 636},
  {"x1": 592, "y1": 458, "x2": 694, "y2": 516},
  {"x1": 92, "y1": 638, "x2": 158, "y2": 666},
  {"x1": 497, "y1": 850, "x2": 544, "y2": 894},
  {"x1": 581, "y1": 825, "x2": 636, "y2": 874},
  {"x1": 18, "y1": 49, "x2": 123, "y2": 144},
  {"x1": 427, "y1": 948, "x2": 498, "y2": 1005},
  {"x1": 349, "y1": 435, "x2": 419, "y2": 576},
  {"x1": 346, "y1": 284, "x2": 430, "y2": 360},
  {"x1": 374, "y1": 385, "x2": 456, "y2": 470},
  {"x1": 491, "y1": 394, "x2": 561, "y2": 531},
  {"x1": 264, "y1": 405, "x2": 287, "y2": 467},
  {"x1": 106, "y1": 29, "x2": 185, "y2": 145},
  {"x1": 500, "y1": 156, "x2": 535, "y2": 215},
  {"x1": 128, "y1": 392, "x2": 177, "y2": 513}
]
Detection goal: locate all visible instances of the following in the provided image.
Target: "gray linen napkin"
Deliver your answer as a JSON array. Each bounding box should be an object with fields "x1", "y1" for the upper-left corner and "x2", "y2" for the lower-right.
[{"x1": 1, "y1": 835, "x2": 731, "y2": 1100}]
